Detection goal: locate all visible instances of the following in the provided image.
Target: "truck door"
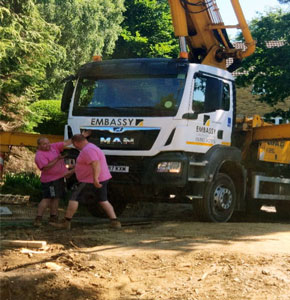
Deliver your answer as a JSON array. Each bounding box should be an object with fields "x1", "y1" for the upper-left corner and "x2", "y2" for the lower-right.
[{"x1": 187, "y1": 72, "x2": 233, "y2": 151}]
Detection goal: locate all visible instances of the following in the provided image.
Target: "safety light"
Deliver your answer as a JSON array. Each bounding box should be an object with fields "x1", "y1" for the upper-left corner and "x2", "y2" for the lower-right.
[
  {"x1": 156, "y1": 161, "x2": 181, "y2": 173},
  {"x1": 92, "y1": 55, "x2": 102, "y2": 62}
]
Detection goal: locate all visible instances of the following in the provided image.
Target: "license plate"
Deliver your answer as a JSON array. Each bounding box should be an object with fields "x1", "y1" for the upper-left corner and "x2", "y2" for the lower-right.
[{"x1": 109, "y1": 165, "x2": 129, "y2": 173}]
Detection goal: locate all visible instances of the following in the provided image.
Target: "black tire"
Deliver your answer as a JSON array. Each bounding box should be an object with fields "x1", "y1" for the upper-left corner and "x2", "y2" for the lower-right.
[
  {"x1": 275, "y1": 202, "x2": 290, "y2": 219},
  {"x1": 87, "y1": 187, "x2": 127, "y2": 218},
  {"x1": 193, "y1": 173, "x2": 236, "y2": 222}
]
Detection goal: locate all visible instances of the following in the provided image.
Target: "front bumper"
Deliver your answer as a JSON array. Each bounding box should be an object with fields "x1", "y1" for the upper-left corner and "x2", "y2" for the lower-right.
[{"x1": 106, "y1": 152, "x2": 189, "y2": 188}]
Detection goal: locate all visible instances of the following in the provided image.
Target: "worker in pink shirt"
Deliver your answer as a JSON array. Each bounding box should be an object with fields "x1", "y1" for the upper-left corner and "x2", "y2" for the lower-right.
[
  {"x1": 34, "y1": 131, "x2": 90, "y2": 227},
  {"x1": 51, "y1": 134, "x2": 121, "y2": 230}
]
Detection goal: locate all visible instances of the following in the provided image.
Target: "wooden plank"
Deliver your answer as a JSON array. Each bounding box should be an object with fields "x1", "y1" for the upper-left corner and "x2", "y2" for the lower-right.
[
  {"x1": 0, "y1": 194, "x2": 30, "y2": 204},
  {"x1": 1, "y1": 240, "x2": 47, "y2": 249}
]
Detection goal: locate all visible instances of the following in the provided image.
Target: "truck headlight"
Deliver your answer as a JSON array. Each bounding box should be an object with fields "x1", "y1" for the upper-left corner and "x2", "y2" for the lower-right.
[{"x1": 156, "y1": 162, "x2": 181, "y2": 173}]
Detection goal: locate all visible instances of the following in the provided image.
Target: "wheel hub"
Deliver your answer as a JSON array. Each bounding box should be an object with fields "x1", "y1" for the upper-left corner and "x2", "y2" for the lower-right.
[{"x1": 213, "y1": 186, "x2": 232, "y2": 210}]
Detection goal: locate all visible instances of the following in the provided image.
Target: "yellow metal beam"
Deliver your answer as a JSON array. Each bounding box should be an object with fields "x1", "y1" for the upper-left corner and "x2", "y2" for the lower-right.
[
  {"x1": 208, "y1": 24, "x2": 240, "y2": 30},
  {"x1": 252, "y1": 123, "x2": 290, "y2": 141},
  {"x1": 230, "y1": 0, "x2": 256, "y2": 59},
  {"x1": 0, "y1": 132, "x2": 64, "y2": 153}
]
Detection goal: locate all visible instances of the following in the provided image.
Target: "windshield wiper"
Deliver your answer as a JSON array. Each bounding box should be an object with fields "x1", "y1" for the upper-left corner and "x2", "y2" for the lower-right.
[
  {"x1": 89, "y1": 106, "x2": 121, "y2": 111},
  {"x1": 114, "y1": 106, "x2": 154, "y2": 109}
]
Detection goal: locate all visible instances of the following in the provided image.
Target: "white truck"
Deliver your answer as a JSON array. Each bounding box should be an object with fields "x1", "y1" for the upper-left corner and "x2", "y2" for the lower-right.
[{"x1": 61, "y1": 0, "x2": 290, "y2": 222}]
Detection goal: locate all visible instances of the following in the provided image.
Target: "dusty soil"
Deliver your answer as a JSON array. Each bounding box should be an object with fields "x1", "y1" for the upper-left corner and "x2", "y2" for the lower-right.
[{"x1": 0, "y1": 202, "x2": 290, "y2": 300}]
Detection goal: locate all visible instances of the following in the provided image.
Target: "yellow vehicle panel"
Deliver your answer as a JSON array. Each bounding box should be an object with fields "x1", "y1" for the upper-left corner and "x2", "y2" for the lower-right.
[
  {"x1": 258, "y1": 141, "x2": 290, "y2": 165},
  {"x1": 0, "y1": 132, "x2": 63, "y2": 153}
]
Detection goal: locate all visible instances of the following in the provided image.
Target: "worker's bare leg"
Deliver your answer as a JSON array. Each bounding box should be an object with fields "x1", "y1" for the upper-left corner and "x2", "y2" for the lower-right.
[
  {"x1": 99, "y1": 200, "x2": 117, "y2": 219},
  {"x1": 49, "y1": 200, "x2": 78, "y2": 229},
  {"x1": 50, "y1": 198, "x2": 59, "y2": 216},
  {"x1": 34, "y1": 198, "x2": 51, "y2": 226},
  {"x1": 37, "y1": 198, "x2": 51, "y2": 217},
  {"x1": 99, "y1": 201, "x2": 121, "y2": 229},
  {"x1": 65, "y1": 200, "x2": 79, "y2": 219}
]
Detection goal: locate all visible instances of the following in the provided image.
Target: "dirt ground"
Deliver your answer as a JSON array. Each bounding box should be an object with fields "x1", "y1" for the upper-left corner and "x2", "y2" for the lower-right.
[{"x1": 0, "y1": 202, "x2": 290, "y2": 300}]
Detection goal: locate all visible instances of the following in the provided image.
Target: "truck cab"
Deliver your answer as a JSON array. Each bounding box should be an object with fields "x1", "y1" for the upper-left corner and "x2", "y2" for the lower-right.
[{"x1": 62, "y1": 58, "x2": 245, "y2": 222}]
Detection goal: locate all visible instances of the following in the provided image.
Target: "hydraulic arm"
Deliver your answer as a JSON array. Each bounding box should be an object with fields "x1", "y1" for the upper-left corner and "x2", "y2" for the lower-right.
[{"x1": 168, "y1": 0, "x2": 256, "y2": 71}]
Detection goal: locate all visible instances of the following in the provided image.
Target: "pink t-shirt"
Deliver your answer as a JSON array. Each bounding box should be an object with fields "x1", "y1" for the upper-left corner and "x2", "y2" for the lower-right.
[
  {"x1": 75, "y1": 143, "x2": 112, "y2": 183},
  {"x1": 35, "y1": 142, "x2": 67, "y2": 183}
]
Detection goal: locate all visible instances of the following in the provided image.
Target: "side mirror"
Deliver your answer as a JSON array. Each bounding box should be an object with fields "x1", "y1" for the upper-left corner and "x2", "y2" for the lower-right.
[{"x1": 61, "y1": 81, "x2": 74, "y2": 112}]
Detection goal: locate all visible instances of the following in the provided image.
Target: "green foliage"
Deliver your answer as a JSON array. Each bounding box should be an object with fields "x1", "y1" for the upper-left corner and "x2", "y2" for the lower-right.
[
  {"x1": 236, "y1": 9, "x2": 290, "y2": 119},
  {"x1": 0, "y1": 0, "x2": 65, "y2": 129},
  {"x1": 1, "y1": 172, "x2": 42, "y2": 202},
  {"x1": 25, "y1": 100, "x2": 67, "y2": 135},
  {"x1": 264, "y1": 109, "x2": 290, "y2": 122},
  {"x1": 35, "y1": 0, "x2": 125, "y2": 99},
  {"x1": 111, "y1": 0, "x2": 179, "y2": 59}
]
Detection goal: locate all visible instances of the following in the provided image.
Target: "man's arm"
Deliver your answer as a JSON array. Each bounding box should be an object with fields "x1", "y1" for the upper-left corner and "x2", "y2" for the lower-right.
[
  {"x1": 91, "y1": 160, "x2": 102, "y2": 188},
  {"x1": 41, "y1": 155, "x2": 64, "y2": 171},
  {"x1": 63, "y1": 138, "x2": 73, "y2": 148},
  {"x1": 64, "y1": 167, "x2": 75, "y2": 178},
  {"x1": 63, "y1": 130, "x2": 91, "y2": 147}
]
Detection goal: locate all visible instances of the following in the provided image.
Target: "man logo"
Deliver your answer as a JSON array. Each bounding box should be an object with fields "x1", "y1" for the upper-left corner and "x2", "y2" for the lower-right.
[
  {"x1": 100, "y1": 137, "x2": 135, "y2": 145},
  {"x1": 113, "y1": 127, "x2": 124, "y2": 133}
]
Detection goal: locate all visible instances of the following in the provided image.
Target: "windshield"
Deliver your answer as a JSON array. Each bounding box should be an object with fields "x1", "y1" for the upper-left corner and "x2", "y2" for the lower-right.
[{"x1": 72, "y1": 75, "x2": 186, "y2": 117}]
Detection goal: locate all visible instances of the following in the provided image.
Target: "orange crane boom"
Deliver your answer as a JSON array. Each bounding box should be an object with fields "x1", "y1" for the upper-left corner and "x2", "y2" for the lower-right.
[{"x1": 168, "y1": 0, "x2": 256, "y2": 70}]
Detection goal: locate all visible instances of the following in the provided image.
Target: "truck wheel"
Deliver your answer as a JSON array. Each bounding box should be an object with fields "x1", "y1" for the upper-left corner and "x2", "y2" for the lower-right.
[
  {"x1": 275, "y1": 203, "x2": 290, "y2": 219},
  {"x1": 87, "y1": 189, "x2": 128, "y2": 218},
  {"x1": 194, "y1": 173, "x2": 236, "y2": 222}
]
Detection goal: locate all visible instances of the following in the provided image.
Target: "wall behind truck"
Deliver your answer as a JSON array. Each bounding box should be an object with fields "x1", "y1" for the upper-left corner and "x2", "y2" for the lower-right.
[
  {"x1": 3, "y1": 147, "x2": 39, "y2": 175},
  {"x1": 236, "y1": 87, "x2": 290, "y2": 120}
]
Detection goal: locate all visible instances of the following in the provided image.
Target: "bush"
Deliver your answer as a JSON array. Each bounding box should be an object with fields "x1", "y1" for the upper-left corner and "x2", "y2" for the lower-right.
[
  {"x1": 26, "y1": 100, "x2": 67, "y2": 135},
  {"x1": 1, "y1": 172, "x2": 42, "y2": 202},
  {"x1": 264, "y1": 109, "x2": 290, "y2": 124}
]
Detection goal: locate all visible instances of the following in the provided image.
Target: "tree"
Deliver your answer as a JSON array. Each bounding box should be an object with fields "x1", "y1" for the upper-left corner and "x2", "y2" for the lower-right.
[
  {"x1": 111, "y1": 0, "x2": 179, "y2": 59},
  {"x1": 0, "y1": 0, "x2": 64, "y2": 130},
  {"x1": 236, "y1": 9, "x2": 290, "y2": 119},
  {"x1": 26, "y1": 100, "x2": 67, "y2": 135},
  {"x1": 35, "y1": 0, "x2": 125, "y2": 99},
  {"x1": 278, "y1": 0, "x2": 290, "y2": 4}
]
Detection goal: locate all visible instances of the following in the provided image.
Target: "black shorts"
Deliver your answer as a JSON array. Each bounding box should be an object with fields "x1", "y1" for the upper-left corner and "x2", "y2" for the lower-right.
[
  {"x1": 70, "y1": 180, "x2": 109, "y2": 204},
  {"x1": 41, "y1": 178, "x2": 65, "y2": 199}
]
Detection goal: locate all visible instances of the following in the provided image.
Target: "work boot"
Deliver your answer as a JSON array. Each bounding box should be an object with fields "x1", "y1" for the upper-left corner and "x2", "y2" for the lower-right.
[
  {"x1": 110, "y1": 219, "x2": 122, "y2": 229},
  {"x1": 49, "y1": 215, "x2": 59, "y2": 224},
  {"x1": 33, "y1": 216, "x2": 42, "y2": 227},
  {"x1": 50, "y1": 218, "x2": 71, "y2": 230}
]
